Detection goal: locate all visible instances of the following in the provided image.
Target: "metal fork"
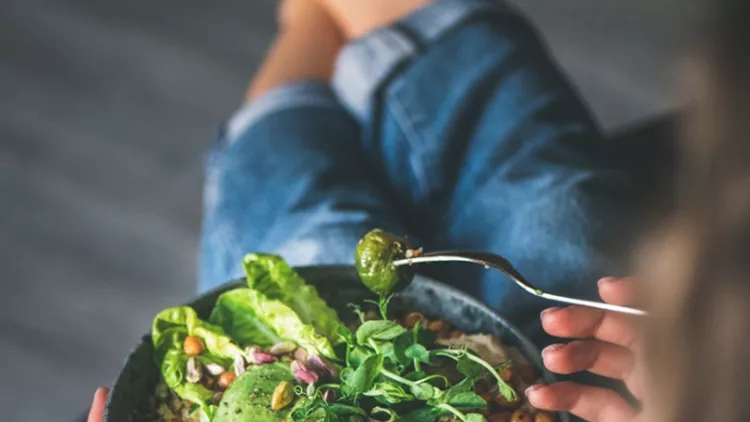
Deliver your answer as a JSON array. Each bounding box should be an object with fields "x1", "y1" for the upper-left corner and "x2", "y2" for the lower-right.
[{"x1": 393, "y1": 250, "x2": 647, "y2": 316}]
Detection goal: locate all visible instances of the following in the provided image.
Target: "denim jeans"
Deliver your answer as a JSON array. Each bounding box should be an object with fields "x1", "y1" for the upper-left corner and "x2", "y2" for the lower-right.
[{"x1": 199, "y1": 0, "x2": 634, "y2": 342}]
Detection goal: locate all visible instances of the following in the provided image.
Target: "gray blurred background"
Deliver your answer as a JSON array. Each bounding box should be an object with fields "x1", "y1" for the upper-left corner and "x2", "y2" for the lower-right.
[{"x1": 0, "y1": 0, "x2": 701, "y2": 420}]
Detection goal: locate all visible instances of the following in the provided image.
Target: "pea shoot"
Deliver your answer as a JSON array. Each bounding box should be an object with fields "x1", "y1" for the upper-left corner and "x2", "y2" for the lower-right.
[{"x1": 287, "y1": 294, "x2": 517, "y2": 422}]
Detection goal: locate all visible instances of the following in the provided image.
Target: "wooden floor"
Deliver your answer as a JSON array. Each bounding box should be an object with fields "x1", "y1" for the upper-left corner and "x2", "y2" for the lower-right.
[{"x1": 0, "y1": 0, "x2": 701, "y2": 420}]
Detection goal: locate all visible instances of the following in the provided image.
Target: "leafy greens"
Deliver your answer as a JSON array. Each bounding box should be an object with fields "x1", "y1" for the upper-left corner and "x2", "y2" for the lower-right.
[
  {"x1": 287, "y1": 296, "x2": 516, "y2": 422},
  {"x1": 151, "y1": 240, "x2": 526, "y2": 422},
  {"x1": 243, "y1": 253, "x2": 343, "y2": 342},
  {"x1": 209, "y1": 288, "x2": 336, "y2": 358},
  {"x1": 152, "y1": 306, "x2": 242, "y2": 418},
  {"x1": 152, "y1": 306, "x2": 241, "y2": 362}
]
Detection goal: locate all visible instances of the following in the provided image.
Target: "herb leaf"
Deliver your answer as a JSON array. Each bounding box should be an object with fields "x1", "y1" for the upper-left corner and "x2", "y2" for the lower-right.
[
  {"x1": 343, "y1": 353, "x2": 383, "y2": 394},
  {"x1": 400, "y1": 406, "x2": 447, "y2": 422},
  {"x1": 441, "y1": 378, "x2": 475, "y2": 402},
  {"x1": 328, "y1": 404, "x2": 368, "y2": 416},
  {"x1": 346, "y1": 345, "x2": 374, "y2": 368},
  {"x1": 405, "y1": 344, "x2": 431, "y2": 364},
  {"x1": 363, "y1": 382, "x2": 414, "y2": 404},
  {"x1": 388, "y1": 333, "x2": 413, "y2": 366},
  {"x1": 447, "y1": 392, "x2": 487, "y2": 409},
  {"x1": 355, "y1": 320, "x2": 407, "y2": 345},
  {"x1": 405, "y1": 370, "x2": 429, "y2": 381},
  {"x1": 456, "y1": 354, "x2": 484, "y2": 379},
  {"x1": 304, "y1": 407, "x2": 328, "y2": 422},
  {"x1": 336, "y1": 325, "x2": 355, "y2": 345},
  {"x1": 410, "y1": 383, "x2": 437, "y2": 400}
]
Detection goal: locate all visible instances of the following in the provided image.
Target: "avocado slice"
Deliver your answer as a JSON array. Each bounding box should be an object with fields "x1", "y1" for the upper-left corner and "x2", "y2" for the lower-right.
[{"x1": 214, "y1": 362, "x2": 297, "y2": 422}]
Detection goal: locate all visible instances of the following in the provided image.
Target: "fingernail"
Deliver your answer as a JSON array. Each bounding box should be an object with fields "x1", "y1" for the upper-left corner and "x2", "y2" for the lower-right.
[
  {"x1": 598, "y1": 277, "x2": 617, "y2": 287},
  {"x1": 525, "y1": 384, "x2": 542, "y2": 397},
  {"x1": 541, "y1": 307, "x2": 562, "y2": 319},
  {"x1": 541, "y1": 343, "x2": 565, "y2": 358}
]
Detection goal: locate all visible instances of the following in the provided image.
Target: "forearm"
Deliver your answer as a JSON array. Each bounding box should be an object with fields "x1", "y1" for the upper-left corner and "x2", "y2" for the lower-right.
[
  {"x1": 321, "y1": 0, "x2": 432, "y2": 40},
  {"x1": 246, "y1": 0, "x2": 344, "y2": 101}
]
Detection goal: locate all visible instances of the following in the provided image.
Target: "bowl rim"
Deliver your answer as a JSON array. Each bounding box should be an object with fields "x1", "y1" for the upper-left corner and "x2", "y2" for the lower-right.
[{"x1": 106, "y1": 265, "x2": 568, "y2": 421}]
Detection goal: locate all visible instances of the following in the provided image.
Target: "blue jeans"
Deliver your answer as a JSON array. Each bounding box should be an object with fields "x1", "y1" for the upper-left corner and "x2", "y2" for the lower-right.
[{"x1": 199, "y1": 0, "x2": 634, "y2": 341}]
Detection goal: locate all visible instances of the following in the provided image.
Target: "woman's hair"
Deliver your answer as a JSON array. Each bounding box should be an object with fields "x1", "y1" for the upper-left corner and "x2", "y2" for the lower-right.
[{"x1": 642, "y1": 1, "x2": 750, "y2": 420}]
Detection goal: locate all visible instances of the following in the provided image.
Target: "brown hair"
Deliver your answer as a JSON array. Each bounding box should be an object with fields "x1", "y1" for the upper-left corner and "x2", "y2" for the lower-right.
[{"x1": 641, "y1": 1, "x2": 750, "y2": 421}]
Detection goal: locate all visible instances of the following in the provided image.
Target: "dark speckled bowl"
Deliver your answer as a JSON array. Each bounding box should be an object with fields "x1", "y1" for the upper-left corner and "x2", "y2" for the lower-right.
[{"x1": 105, "y1": 266, "x2": 569, "y2": 422}]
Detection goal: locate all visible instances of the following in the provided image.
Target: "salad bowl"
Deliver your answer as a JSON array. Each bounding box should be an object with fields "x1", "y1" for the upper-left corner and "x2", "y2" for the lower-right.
[{"x1": 105, "y1": 265, "x2": 569, "y2": 422}]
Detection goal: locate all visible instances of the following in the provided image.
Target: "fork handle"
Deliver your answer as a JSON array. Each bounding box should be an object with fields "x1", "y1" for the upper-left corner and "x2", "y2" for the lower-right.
[
  {"x1": 393, "y1": 253, "x2": 648, "y2": 316},
  {"x1": 538, "y1": 292, "x2": 647, "y2": 316}
]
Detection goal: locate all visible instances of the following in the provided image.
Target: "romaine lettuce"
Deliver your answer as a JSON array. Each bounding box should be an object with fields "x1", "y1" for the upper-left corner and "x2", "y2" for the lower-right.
[
  {"x1": 152, "y1": 306, "x2": 242, "y2": 361},
  {"x1": 209, "y1": 288, "x2": 336, "y2": 358},
  {"x1": 243, "y1": 253, "x2": 343, "y2": 342},
  {"x1": 152, "y1": 306, "x2": 240, "y2": 421}
]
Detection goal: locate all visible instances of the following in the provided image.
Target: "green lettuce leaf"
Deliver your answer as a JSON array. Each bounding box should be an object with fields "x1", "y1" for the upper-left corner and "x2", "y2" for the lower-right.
[
  {"x1": 243, "y1": 253, "x2": 343, "y2": 342},
  {"x1": 160, "y1": 348, "x2": 188, "y2": 388},
  {"x1": 173, "y1": 382, "x2": 216, "y2": 411},
  {"x1": 152, "y1": 307, "x2": 191, "y2": 361},
  {"x1": 208, "y1": 289, "x2": 283, "y2": 347},
  {"x1": 209, "y1": 288, "x2": 336, "y2": 358},
  {"x1": 152, "y1": 306, "x2": 240, "y2": 422},
  {"x1": 152, "y1": 306, "x2": 241, "y2": 361}
]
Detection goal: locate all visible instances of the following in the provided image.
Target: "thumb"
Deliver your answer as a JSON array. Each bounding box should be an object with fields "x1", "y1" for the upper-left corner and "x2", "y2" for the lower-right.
[{"x1": 88, "y1": 387, "x2": 109, "y2": 422}]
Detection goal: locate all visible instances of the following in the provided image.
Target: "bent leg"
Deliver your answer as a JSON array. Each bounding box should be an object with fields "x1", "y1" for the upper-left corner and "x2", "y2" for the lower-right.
[{"x1": 199, "y1": 1, "x2": 407, "y2": 291}]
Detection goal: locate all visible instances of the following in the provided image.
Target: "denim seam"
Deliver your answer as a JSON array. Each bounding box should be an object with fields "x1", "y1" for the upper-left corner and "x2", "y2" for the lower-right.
[
  {"x1": 402, "y1": 0, "x2": 513, "y2": 43},
  {"x1": 333, "y1": 0, "x2": 515, "y2": 122},
  {"x1": 223, "y1": 83, "x2": 340, "y2": 147},
  {"x1": 226, "y1": 98, "x2": 339, "y2": 146},
  {"x1": 333, "y1": 29, "x2": 417, "y2": 121}
]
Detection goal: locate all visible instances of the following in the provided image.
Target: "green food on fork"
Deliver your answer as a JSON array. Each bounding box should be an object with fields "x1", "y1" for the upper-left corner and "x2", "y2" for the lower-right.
[{"x1": 354, "y1": 229, "x2": 417, "y2": 296}]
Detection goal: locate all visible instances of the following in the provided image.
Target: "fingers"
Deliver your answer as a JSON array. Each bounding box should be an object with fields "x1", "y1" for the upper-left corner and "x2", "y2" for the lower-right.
[
  {"x1": 536, "y1": 276, "x2": 645, "y2": 413},
  {"x1": 541, "y1": 339, "x2": 643, "y2": 398},
  {"x1": 542, "y1": 340, "x2": 634, "y2": 380},
  {"x1": 597, "y1": 277, "x2": 637, "y2": 306},
  {"x1": 88, "y1": 387, "x2": 109, "y2": 422},
  {"x1": 541, "y1": 306, "x2": 640, "y2": 349},
  {"x1": 526, "y1": 382, "x2": 638, "y2": 422}
]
